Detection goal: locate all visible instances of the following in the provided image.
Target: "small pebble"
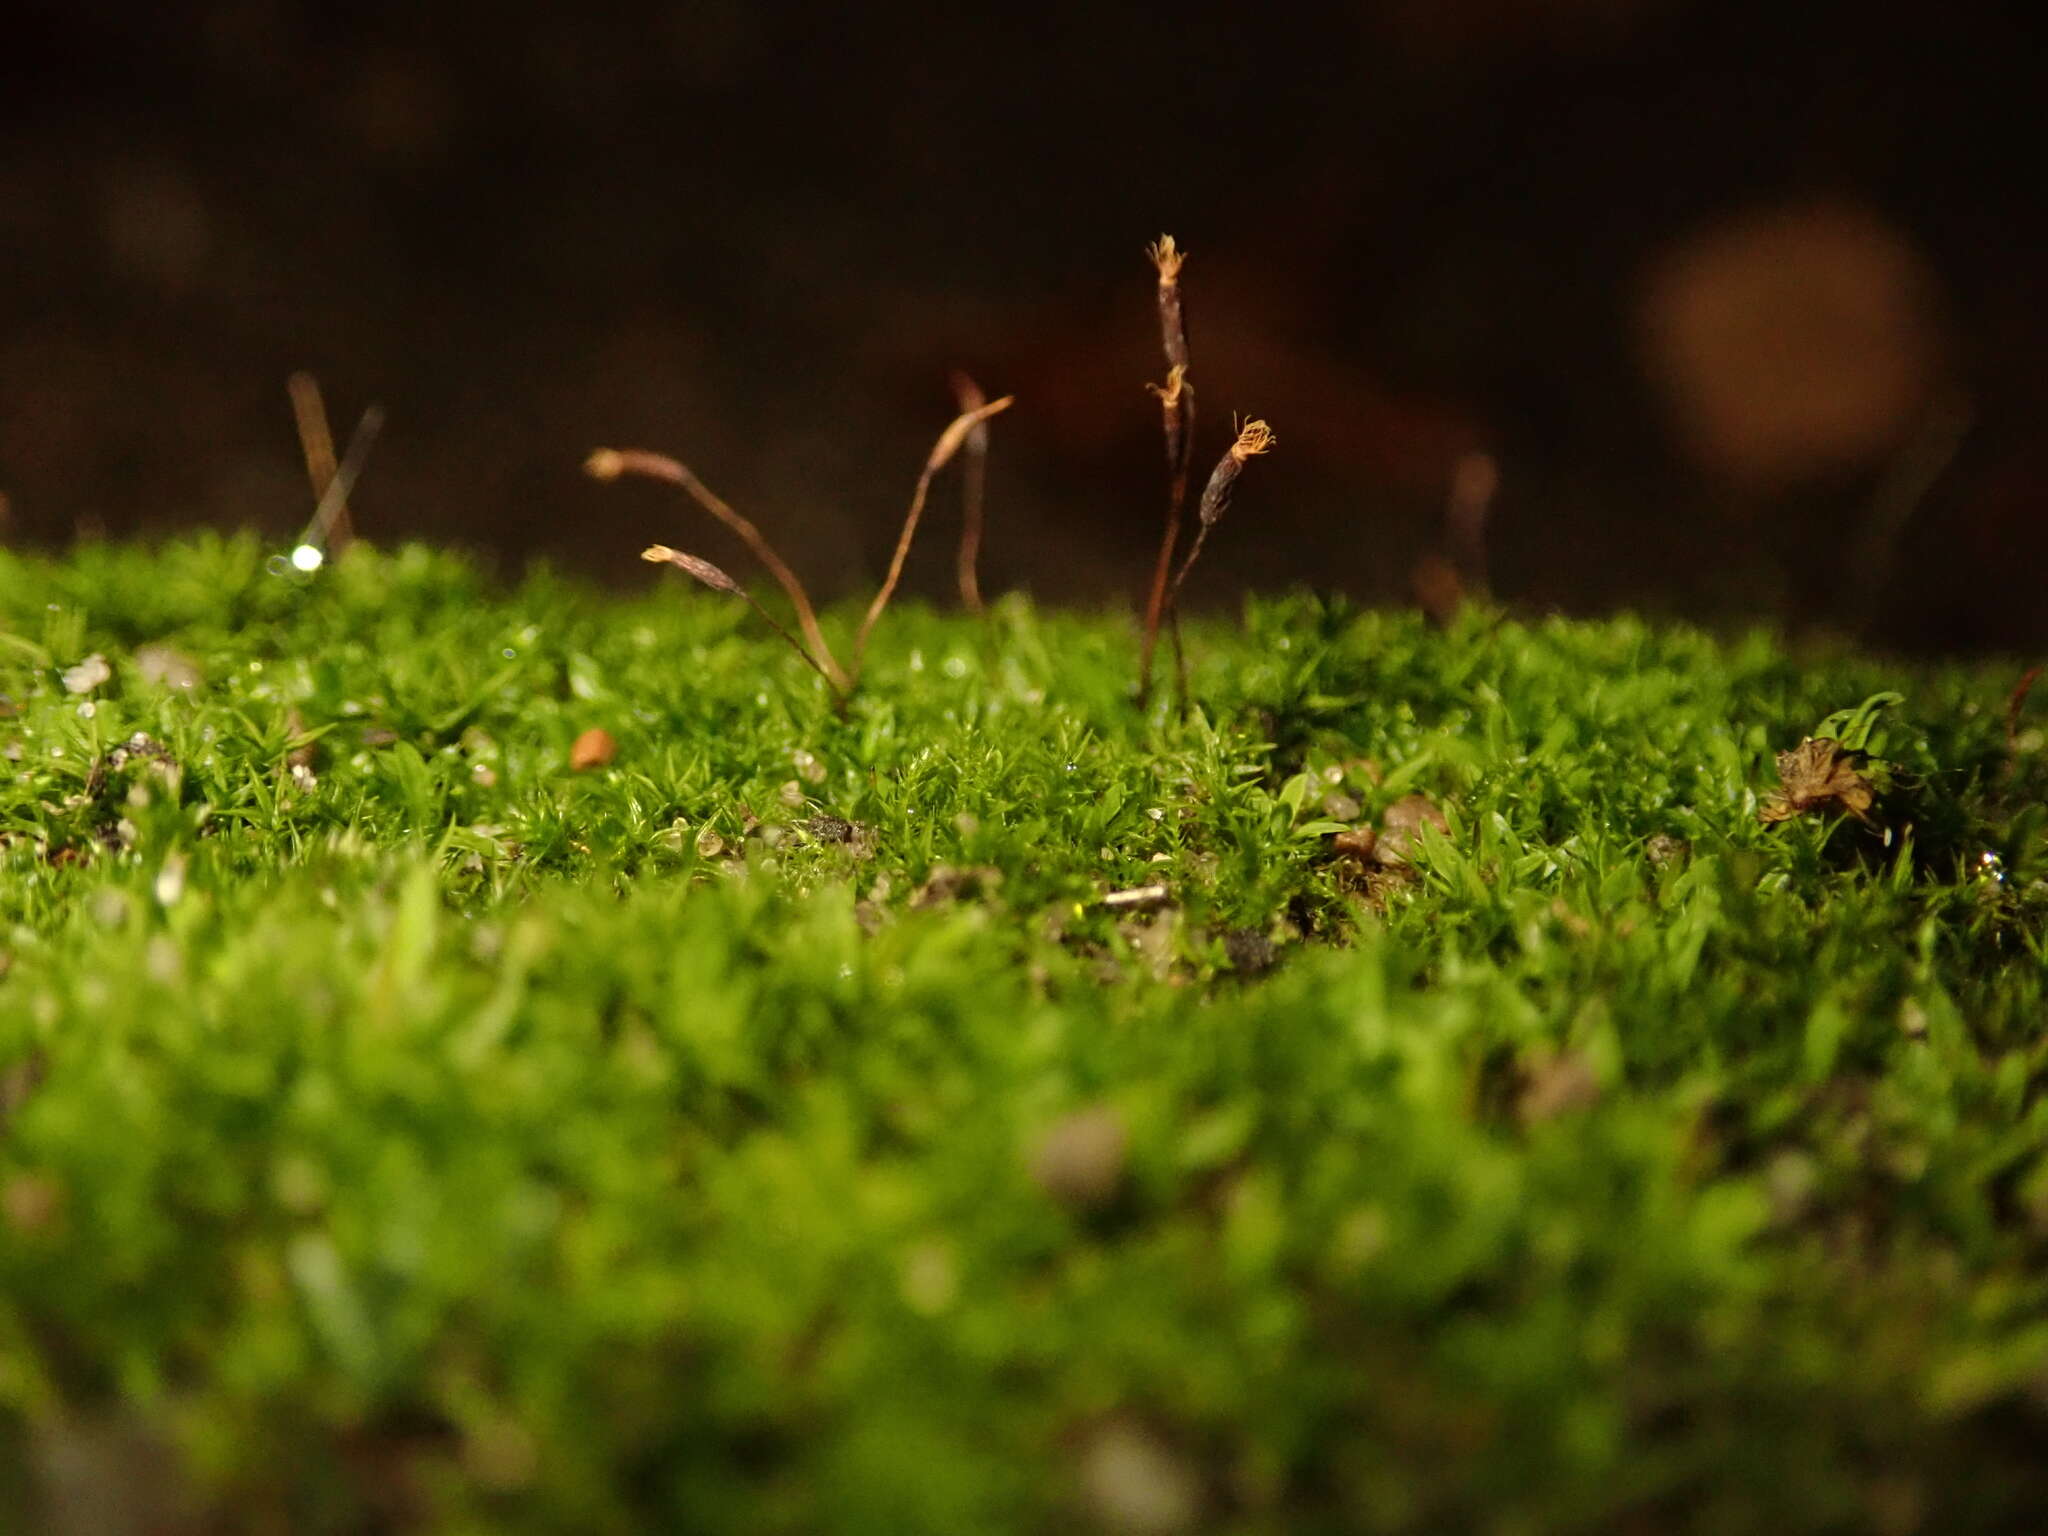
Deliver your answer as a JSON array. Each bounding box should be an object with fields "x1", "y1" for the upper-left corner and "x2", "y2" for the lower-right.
[
  {"x1": 1374, "y1": 794, "x2": 1448, "y2": 865},
  {"x1": 1331, "y1": 826, "x2": 1377, "y2": 861},
  {"x1": 1101, "y1": 884, "x2": 1171, "y2": 913}
]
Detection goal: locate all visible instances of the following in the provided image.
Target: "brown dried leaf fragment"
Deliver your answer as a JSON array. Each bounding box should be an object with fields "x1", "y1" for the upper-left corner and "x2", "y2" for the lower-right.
[
  {"x1": 569, "y1": 727, "x2": 617, "y2": 772},
  {"x1": 1759, "y1": 737, "x2": 1876, "y2": 826}
]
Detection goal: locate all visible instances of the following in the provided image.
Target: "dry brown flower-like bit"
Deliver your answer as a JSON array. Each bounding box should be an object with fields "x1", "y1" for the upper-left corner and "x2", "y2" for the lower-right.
[{"x1": 1758, "y1": 737, "x2": 1876, "y2": 826}]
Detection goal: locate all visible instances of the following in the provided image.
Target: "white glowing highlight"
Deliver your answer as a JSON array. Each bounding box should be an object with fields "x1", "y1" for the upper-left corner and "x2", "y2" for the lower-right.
[{"x1": 289, "y1": 543, "x2": 325, "y2": 572}]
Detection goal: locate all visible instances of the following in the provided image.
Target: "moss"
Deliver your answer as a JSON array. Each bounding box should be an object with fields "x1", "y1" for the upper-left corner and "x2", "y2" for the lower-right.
[{"x1": 2, "y1": 536, "x2": 2046, "y2": 1532}]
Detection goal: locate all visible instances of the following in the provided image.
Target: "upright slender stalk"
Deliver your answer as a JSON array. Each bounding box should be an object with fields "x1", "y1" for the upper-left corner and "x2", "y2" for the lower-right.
[
  {"x1": 852, "y1": 395, "x2": 1013, "y2": 679},
  {"x1": 1138, "y1": 236, "x2": 1196, "y2": 704},
  {"x1": 1168, "y1": 420, "x2": 1276, "y2": 615},
  {"x1": 641, "y1": 544, "x2": 840, "y2": 694},
  {"x1": 586, "y1": 447, "x2": 850, "y2": 693}
]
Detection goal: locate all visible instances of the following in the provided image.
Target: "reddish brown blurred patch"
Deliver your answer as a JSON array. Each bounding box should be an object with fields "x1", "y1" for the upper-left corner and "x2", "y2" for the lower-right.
[
  {"x1": 568, "y1": 727, "x2": 616, "y2": 772},
  {"x1": 1637, "y1": 200, "x2": 1948, "y2": 488}
]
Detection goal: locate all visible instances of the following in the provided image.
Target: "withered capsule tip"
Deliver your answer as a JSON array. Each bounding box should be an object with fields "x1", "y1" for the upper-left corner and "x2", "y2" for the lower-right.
[{"x1": 1231, "y1": 420, "x2": 1275, "y2": 460}]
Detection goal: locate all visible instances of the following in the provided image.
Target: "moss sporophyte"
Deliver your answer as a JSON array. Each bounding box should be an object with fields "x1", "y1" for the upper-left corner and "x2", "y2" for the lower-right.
[{"x1": 5, "y1": 534, "x2": 2047, "y2": 1530}]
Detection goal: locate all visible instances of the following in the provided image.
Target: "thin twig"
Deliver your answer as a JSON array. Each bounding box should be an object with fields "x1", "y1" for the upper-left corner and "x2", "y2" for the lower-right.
[
  {"x1": 287, "y1": 372, "x2": 354, "y2": 551},
  {"x1": 1139, "y1": 235, "x2": 1196, "y2": 703},
  {"x1": 587, "y1": 447, "x2": 850, "y2": 693},
  {"x1": 852, "y1": 395, "x2": 1014, "y2": 678},
  {"x1": 294, "y1": 404, "x2": 384, "y2": 558},
  {"x1": 641, "y1": 544, "x2": 839, "y2": 693},
  {"x1": 952, "y1": 371, "x2": 992, "y2": 614}
]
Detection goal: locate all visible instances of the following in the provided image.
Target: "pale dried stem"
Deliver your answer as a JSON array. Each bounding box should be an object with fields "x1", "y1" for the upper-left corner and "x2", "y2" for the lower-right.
[
  {"x1": 852, "y1": 395, "x2": 1014, "y2": 678},
  {"x1": 589, "y1": 447, "x2": 849, "y2": 692},
  {"x1": 641, "y1": 543, "x2": 836, "y2": 691}
]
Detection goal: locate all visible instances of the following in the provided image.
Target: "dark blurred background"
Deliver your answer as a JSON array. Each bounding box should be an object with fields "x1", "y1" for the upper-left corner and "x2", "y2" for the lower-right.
[{"x1": 1, "y1": 1, "x2": 2042, "y2": 650}]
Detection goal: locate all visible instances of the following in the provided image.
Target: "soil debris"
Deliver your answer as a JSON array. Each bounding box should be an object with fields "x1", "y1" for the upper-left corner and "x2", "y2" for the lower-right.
[{"x1": 1373, "y1": 794, "x2": 1449, "y2": 865}]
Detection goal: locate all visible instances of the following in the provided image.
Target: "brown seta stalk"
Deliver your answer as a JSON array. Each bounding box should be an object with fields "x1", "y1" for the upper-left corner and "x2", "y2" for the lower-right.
[
  {"x1": 586, "y1": 446, "x2": 851, "y2": 694},
  {"x1": 1138, "y1": 235, "x2": 1196, "y2": 704},
  {"x1": 640, "y1": 544, "x2": 837, "y2": 689},
  {"x1": 1167, "y1": 419, "x2": 1276, "y2": 621},
  {"x1": 287, "y1": 372, "x2": 354, "y2": 551},
  {"x1": 852, "y1": 395, "x2": 1013, "y2": 678},
  {"x1": 951, "y1": 371, "x2": 992, "y2": 615}
]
